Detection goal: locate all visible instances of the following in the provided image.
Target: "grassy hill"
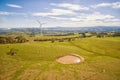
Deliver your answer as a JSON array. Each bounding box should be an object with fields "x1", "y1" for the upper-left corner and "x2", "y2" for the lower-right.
[{"x1": 0, "y1": 37, "x2": 120, "y2": 80}]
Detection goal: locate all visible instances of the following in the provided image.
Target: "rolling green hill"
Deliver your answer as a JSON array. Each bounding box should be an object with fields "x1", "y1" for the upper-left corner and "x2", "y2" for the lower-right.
[{"x1": 0, "y1": 37, "x2": 120, "y2": 80}]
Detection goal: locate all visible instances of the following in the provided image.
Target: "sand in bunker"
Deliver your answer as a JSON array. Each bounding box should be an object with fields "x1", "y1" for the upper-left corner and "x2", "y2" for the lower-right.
[{"x1": 56, "y1": 54, "x2": 84, "y2": 64}]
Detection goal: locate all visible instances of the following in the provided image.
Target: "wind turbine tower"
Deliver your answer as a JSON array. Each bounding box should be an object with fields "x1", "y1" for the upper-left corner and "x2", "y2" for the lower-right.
[{"x1": 36, "y1": 20, "x2": 46, "y2": 36}]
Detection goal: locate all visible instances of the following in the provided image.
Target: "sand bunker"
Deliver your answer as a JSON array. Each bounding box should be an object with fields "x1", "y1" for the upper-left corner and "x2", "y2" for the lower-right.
[{"x1": 56, "y1": 54, "x2": 84, "y2": 64}]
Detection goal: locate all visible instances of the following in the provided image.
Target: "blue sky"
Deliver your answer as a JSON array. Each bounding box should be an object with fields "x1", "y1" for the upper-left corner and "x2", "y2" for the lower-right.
[{"x1": 0, "y1": 0, "x2": 120, "y2": 28}]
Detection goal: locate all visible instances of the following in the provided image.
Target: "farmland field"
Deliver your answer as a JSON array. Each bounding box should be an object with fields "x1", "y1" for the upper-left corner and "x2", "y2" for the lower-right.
[{"x1": 0, "y1": 37, "x2": 120, "y2": 80}]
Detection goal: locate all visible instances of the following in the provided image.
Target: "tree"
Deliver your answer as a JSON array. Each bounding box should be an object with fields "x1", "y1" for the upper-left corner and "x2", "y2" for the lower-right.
[
  {"x1": 68, "y1": 38, "x2": 72, "y2": 42},
  {"x1": 81, "y1": 33, "x2": 86, "y2": 38},
  {"x1": 0, "y1": 37, "x2": 6, "y2": 44},
  {"x1": 30, "y1": 32, "x2": 35, "y2": 37},
  {"x1": 51, "y1": 38, "x2": 55, "y2": 43},
  {"x1": 6, "y1": 37, "x2": 15, "y2": 43},
  {"x1": 7, "y1": 48, "x2": 18, "y2": 56},
  {"x1": 15, "y1": 36, "x2": 28, "y2": 43}
]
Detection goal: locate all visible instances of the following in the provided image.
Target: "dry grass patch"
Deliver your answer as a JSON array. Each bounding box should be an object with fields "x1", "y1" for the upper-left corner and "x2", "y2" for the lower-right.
[{"x1": 56, "y1": 54, "x2": 84, "y2": 64}]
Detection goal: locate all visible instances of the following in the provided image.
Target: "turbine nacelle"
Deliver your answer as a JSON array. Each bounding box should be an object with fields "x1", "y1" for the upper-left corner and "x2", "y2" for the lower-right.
[{"x1": 36, "y1": 20, "x2": 46, "y2": 36}]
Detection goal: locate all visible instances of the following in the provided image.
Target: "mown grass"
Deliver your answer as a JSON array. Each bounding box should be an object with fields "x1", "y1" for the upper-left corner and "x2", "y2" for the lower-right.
[{"x1": 0, "y1": 37, "x2": 120, "y2": 80}]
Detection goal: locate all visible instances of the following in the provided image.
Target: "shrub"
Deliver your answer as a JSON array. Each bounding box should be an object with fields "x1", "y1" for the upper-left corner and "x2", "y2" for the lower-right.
[
  {"x1": 51, "y1": 39, "x2": 55, "y2": 43},
  {"x1": 59, "y1": 39, "x2": 64, "y2": 42},
  {"x1": 7, "y1": 48, "x2": 18, "y2": 56}
]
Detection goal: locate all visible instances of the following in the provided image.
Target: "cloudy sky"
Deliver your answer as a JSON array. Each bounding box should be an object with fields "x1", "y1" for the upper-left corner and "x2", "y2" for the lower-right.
[{"x1": 0, "y1": 0, "x2": 120, "y2": 28}]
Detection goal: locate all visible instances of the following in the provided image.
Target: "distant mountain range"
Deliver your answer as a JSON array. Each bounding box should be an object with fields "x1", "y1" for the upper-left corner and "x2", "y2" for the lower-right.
[
  {"x1": 45, "y1": 26, "x2": 120, "y2": 32},
  {"x1": 0, "y1": 26, "x2": 120, "y2": 33}
]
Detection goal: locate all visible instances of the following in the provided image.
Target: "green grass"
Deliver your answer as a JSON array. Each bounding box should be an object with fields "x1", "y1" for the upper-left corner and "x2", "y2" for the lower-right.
[{"x1": 0, "y1": 37, "x2": 120, "y2": 80}]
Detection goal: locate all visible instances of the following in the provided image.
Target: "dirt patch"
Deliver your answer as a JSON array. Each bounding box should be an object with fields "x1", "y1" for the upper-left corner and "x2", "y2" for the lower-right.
[{"x1": 56, "y1": 54, "x2": 84, "y2": 64}]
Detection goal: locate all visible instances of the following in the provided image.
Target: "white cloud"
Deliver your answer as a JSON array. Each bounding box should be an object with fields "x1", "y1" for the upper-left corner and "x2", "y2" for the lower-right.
[
  {"x1": 0, "y1": 11, "x2": 14, "y2": 15},
  {"x1": 91, "y1": 2, "x2": 120, "y2": 9},
  {"x1": 32, "y1": 9, "x2": 120, "y2": 27},
  {"x1": 51, "y1": 8, "x2": 76, "y2": 15},
  {"x1": 50, "y1": 3, "x2": 89, "y2": 11},
  {"x1": 91, "y1": 3, "x2": 111, "y2": 8},
  {"x1": 46, "y1": 11, "x2": 120, "y2": 27},
  {"x1": 33, "y1": 8, "x2": 76, "y2": 16},
  {"x1": 47, "y1": 12, "x2": 115, "y2": 22},
  {"x1": 33, "y1": 13, "x2": 52, "y2": 17},
  {"x1": 6, "y1": 3, "x2": 22, "y2": 8},
  {"x1": 103, "y1": 18, "x2": 120, "y2": 22},
  {"x1": 82, "y1": 12, "x2": 114, "y2": 21},
  {"x1": 0, "y1": 11, "x2": 26, "y2": 16},
  {"x1": 49, "y1": 16, "x2": 69, "y2": 20},
  {"x1": 46, "y1": 19, "x2": 120, "y2": 27},
  {"x1": 112, "y1": 2, "x2": 120, "y2": 8}
]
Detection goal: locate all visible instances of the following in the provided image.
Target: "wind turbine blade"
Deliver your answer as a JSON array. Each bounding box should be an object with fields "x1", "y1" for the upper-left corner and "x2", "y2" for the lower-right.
[
  {"x1": 36, "y1": 20, "x2": 41, "y2": 24},
  {"x1": 43, "y1": 22, "x2": 46, "y2": 24}
]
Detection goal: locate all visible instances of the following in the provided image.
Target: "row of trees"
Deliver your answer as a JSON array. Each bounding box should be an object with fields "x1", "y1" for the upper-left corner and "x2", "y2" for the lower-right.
[
  {"x1": 1, "y1": 32, "x2": 119, "y2": 44},
  {"x1": 0, "y1": 36, "x2": 28, "y2": 44},
  {"x1": 34, "y1": 36, "x2": 80, "y2": 43},
  {"x1": 79, "y1": 32, "x2": 120, "y2": 38},
  {"x1": 47, "y1": 33, "x2": 75, "y2": 36},
  {"x1": 96, "y1": 32, "x2": 120, "y2": 38}
]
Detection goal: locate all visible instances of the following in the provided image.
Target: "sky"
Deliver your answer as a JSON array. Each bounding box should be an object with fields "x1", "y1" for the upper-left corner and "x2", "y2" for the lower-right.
[{"x1": 0, "y1": 0, "x2": 120, "y2": 28}]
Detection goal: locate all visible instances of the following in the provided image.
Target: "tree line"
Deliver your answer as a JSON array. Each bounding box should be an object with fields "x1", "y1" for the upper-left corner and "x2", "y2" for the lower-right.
[{"x1": 0, "y1": 36, "x2": 28, "y2": 44}]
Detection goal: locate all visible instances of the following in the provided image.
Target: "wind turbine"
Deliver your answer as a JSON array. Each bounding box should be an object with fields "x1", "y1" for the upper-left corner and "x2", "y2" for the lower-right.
[{"x1": 36, "y1": 20, "x2": 46, "y2": 36}]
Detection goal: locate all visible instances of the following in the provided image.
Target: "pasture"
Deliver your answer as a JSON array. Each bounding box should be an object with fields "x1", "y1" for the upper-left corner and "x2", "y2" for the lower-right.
[{"x1": 0, "y1": 37, "x2": 120, "y2": 80}]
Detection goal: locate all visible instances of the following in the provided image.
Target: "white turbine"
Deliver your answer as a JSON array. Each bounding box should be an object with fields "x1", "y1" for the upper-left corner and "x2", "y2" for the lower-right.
[{"x1": 36, "y1": 20, "x2": 46, "y2": 36}]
